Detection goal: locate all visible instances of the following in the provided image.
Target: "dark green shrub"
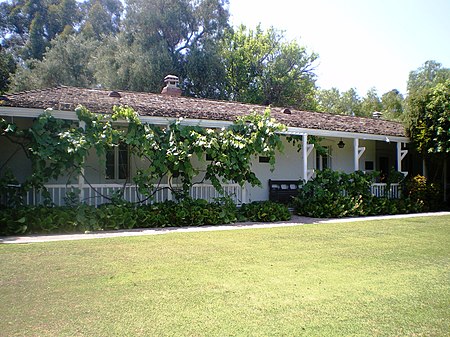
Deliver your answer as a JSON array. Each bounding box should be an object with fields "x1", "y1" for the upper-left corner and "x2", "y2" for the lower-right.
[
  {"x1": 0, "y1": 197, "x2": 292, "y2": 236},
  {"x1": 293, "y1": 169, "x2": 425, "y2": 218},
  {"x1": 239, "y1": 201, "x2": 291, "y2": 222},
  {"x1": 404, "y1": 175, "x2": 443, "y2": 211},
  {"x1": 293, "y1": 170, "x2": 372, "y2": 218}
]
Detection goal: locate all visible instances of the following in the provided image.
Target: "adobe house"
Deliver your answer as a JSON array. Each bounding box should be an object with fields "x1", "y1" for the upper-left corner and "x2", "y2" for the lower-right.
[{"x1": 0, "y1": 76, "x2": 409, "y2": 206}]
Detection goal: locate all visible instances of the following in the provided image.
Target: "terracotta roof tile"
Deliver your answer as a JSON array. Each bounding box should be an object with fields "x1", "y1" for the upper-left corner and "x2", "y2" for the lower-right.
[{"x1": 1, "y1": 86, "x2": 406, "y2": 137}]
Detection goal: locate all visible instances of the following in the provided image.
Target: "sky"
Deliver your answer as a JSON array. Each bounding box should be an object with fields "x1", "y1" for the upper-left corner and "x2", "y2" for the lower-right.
[{"x1": 228, "y1": 0, "x2": 450, "y2": 97}]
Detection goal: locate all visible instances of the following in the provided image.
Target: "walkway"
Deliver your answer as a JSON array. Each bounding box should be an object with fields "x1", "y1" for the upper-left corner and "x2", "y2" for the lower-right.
[{"x1": 1, "y1": 212, "x2": 449, "y2": 244}]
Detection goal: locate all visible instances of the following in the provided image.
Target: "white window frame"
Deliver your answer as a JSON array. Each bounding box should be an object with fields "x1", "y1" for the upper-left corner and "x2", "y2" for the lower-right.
[{"x1": 106, "y1": 143, "x2": 130, "y2": 180}]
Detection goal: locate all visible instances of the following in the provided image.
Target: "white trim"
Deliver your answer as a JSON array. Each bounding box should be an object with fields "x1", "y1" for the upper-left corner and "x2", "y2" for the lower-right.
[
  {"x1": 302, "y1": 135, "x2": 309, "y2": 181},
  {"x1": 0, "y1": 106, "x2": 409, "y2": 142},
  {"x1": 0, "y1": 107, "x2": 79, "y2": 120},
  {"x1": 354, "y1": 138, "x2": 360, "y2": 171},
  {"x1": 358, "y1": 147, "x2": 366, "y2": 160},
  {"x1": 397, "y1": 142, "x2": 409, "y2": 177}
]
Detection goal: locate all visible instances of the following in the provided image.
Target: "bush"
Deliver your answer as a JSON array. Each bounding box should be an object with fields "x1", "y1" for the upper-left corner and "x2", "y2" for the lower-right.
[
  {"x1": 404, "y1": 175, "x2": 443, "y2": 211},
  {"x1": 239, "y1": 201, "x2": 291, "y2": 222},
  {"x1": 293, "y1": 169, "x2": 424, "y2": 218},
  {"x1": 0, "y1": 198, "x2": 291, "y2": 236}
]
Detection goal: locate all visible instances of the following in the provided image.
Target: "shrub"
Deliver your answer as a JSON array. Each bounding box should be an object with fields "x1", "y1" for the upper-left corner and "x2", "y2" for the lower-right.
[
  {"x1": 293, "y1": 169, "x2": 424, "y2": 218},
  {"x1": 0, "y1": 198, "x2": 290, "y2": 236},
  {"x1": 404, "y1": 175, "x2": 443, "y2": 211},
  {"x1": 239, "y1": 201, "x2": 291, "y2": 222}
]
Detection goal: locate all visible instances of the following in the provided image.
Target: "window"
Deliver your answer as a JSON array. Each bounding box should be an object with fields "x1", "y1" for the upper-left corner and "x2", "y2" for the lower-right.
[
  {"x1": 316, "y1": 146, "x2": 331, "y2": 170},
  {"x1": 365, "y1": 161, "x2": 374, "y2": 171},
  {"x1": 106, "y1": 143, "x2": 130, "y2": 180},
  {"x1": 259, "y1": 156, "x2": 270, "y2": 163}
]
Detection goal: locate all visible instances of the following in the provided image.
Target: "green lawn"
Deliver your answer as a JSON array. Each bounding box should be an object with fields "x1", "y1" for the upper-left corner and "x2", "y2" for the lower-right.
[{"x1": 1, "y1": 216, "x2": 449, "y2": 336}]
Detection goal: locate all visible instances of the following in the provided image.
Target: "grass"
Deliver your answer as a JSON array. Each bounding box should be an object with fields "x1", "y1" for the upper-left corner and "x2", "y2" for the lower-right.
[{"x1": 1, "y1": 215, "x2": 449, "y2": 336}]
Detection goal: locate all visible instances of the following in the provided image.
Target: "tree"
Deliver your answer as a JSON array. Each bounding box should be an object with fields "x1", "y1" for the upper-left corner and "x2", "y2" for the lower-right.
[
  {"x1": 0, "y1": 48, "x2": 16, "y2": 93},
  {"x1": 11, "y1": 34, "x2": 99, "y2": 91},
  {"x1": 80, "y1": 0, "x2": 123, "y2": 39},
  {"x1": 316, "y1": 87, "x2": 363, "y2": 116},
  {"x1": 124, "y1": 0, "x2": 229, "y2": 75},
  {"x1": 361, "y1": 87, "x2": 382, "y2": 117},
  {"x1": 406, "y1": 61, "x2": 450, "y2": 142},
  {"x1": 92, "y1": 33, "x2": 173, "y2": 92},
  {"x1": 183, "y1": 39, "x2": 228, "y2": 99},
  {"x1": 340, "y1": 88, "x2": 363, "y2": 116},
  {"x1": 217, "y1": 25, "x2": 318, "y2": 109},
  {"x1": 381, "y1": 89, "x2": 404, "y2": 121},
  {"x1": 407, "y1": 60, "x2": 450, "y2": 95},
  {"x1": 408, "y1": 79, "x2": 450, "y2": 155},
  {"x1": 0, "y1": 0, "x2": 81, "y2": 61},
  {"x1": 406, "y1": 61, "x2": 450, "y2": 201},
  {"x1": 316, "y1": 87, "x2": 342, "y2": 114}
]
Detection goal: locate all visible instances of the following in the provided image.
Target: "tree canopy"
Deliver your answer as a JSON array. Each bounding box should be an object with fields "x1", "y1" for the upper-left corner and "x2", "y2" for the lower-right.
[
  {"x1": 1, "y1": 0, "x2": 320, "y2": 110},
  {"x1": 406, "y1": 61, "x2": 450, "y2": 155}
]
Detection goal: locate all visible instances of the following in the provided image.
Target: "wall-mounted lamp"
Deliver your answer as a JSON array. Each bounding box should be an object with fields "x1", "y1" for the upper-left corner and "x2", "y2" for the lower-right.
[{"x1": 337, "y1": 138, "x2": 345, "y2": 149}]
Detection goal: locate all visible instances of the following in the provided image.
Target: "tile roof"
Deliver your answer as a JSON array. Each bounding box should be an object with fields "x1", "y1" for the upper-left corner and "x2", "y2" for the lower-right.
[{"x1": 1, "y1": 86, "x2": 406, "y2": 137}]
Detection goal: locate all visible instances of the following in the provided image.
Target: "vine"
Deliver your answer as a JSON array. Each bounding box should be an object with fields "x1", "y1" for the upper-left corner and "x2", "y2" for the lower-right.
[{"x1": 1, "y1": 106, "x2": 287, "y2": 206}]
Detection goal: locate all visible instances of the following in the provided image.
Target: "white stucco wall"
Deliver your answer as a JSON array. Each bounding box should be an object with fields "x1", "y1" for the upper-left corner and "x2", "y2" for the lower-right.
[{"x1": 244, "y1": 136, "x2": 380, "y2": 202}]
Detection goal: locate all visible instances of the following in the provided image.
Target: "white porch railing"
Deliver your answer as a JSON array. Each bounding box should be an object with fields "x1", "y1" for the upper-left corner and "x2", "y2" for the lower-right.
[
  {"x1": 371, "y1": 183, "x2": 401, "y2": 199},
  {"x1": 25, "y1": 183, "x2": 245, "y2": 207},
  {"x1": 20, "y1": 182, "x2": 400, "y2": 207}
]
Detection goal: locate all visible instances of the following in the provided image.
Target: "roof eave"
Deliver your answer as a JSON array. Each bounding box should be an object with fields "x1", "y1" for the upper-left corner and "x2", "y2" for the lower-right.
[{"x1": 0, "y1": 106, "x2": 409, "y2": 142}]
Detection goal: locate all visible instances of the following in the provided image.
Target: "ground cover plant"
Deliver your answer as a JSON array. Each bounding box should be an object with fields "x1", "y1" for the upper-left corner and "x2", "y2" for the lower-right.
[
  {"x1": 0, "y1": 199, "x2": 290, "y2": 236},
  {"x1": 1, "y1": 215, "x2": 449, "y2": 336}
]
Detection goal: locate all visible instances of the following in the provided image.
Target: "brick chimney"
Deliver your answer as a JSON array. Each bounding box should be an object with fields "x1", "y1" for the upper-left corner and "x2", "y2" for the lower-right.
[{"x1": 161, "y1": 75, "x2": 182, "y2": 96}]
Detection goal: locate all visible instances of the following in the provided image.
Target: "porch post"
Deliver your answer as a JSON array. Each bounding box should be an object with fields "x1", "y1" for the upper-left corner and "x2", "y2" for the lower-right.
[
  {"x1": 78, "y1": 121, "x2": 86, "y2": 203},
  {"x1": 303, "y1": 134, "x2": 308, "y2": 181},
  {"x1": 354, "y1": 138, "x2": 359, "y2": 171},
  {"x1": 241, "y1": 185, "x2": 247, "y2": 205}
]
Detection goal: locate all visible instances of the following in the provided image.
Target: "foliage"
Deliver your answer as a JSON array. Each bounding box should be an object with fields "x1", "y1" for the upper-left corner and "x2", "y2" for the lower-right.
[
  {"x1": 3, "y1": 0, "x2": 319, "y2": 108},
  {"x1": 91, "y1": 0, "x2": 230, "y2": 92},
  {"x1": 92, "y1": 32, "x2": 174, "y2": 92},
  {"x1": 381, "y1": 89, "x2": 404, "y2": 121},
  {"x1": 0, "y1": 48, "x2": 16, "y2": 93},
  {"x1": 316, "y1": 86, "x2": 405, "y2": 121},
  {"x1": 316, "y1": 87, "x2": 364, "y2": 116},
  {"x1": 11, "y1": 34, "x2": 100, "y2": 91},
  {"x1": 0, "y1": 105, "x2": 286, "y2": 203},
  {"x1": 238, "y1": 201, "x2": 291, "y2": 222},
  {"x1": 0, "y1": 198, "x2": 293, "y2": 236},
  {"x1": 0, "y1": 0, "x2": 120, "y2": 62},
  {"x1": 404, "y1": 175, "x2": 443, "y2": 211},
  {"x1": 217, "y1": 24, "x2": 318, "y2": 110},
  {"x1": 361, "y1": 87, "x2": 382, "y2": 116},
  {"x1": 407, "y1": 78, "x2": 450, "y2": 155},
  {"x1": 292, "y1": 169, "x2": 424, "y2": 218}
]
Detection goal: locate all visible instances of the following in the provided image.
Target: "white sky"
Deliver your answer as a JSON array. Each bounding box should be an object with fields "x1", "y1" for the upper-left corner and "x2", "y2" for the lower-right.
[{"x1": 228, "y1": 0, "x2": 450, "y2": 96}]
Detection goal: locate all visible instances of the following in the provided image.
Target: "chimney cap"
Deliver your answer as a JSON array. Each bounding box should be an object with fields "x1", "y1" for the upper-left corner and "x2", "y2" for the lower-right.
[
  {"x1": 164, "y1": 74, "x2": 179, "y2": 81},
  {"x1": 161, "y1": 74, "x2": 182, "y2": 96},
  {"x1": 372, "y1": 111, "x2": 383, "y2": 119}
]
